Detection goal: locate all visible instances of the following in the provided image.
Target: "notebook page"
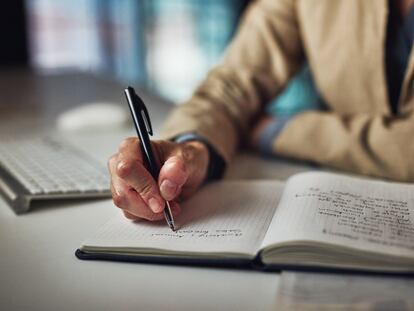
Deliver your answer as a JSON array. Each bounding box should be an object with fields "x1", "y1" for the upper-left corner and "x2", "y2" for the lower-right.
[
  {"x1": 82, "y1": 181, "x2": 284, "y2": 256},
  {"x1": 261, "y1": 172, "x2": 414, "y2": 258}
]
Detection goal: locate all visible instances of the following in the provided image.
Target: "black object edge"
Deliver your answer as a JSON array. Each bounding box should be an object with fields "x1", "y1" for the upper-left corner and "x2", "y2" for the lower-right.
[
  {"x1": 75, "y1": 249, "x2": 258, "y2": 270},
  {"x1": 75, "y1": 249, "x2": 414, "y2": 277}
]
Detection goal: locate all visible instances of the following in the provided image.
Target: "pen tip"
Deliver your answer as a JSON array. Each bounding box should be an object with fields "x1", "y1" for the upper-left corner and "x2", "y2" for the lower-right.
[{"x1": 164, "y1": 201, "x2": 177, "y2": 232}]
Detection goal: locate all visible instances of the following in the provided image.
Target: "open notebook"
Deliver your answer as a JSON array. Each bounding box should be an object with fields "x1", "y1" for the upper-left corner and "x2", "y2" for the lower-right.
[{"x1": 76, "y1": 172, "x2": 414, "y2": 273}]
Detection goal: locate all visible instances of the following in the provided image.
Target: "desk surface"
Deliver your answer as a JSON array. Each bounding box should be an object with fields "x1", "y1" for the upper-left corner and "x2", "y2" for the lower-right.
[{"x1": 0, "y1": 71, "x2": 412, "y2": 311}]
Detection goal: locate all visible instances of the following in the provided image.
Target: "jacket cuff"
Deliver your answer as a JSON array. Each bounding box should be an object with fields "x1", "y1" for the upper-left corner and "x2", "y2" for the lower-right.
[{"x1": 257, "y1": 117, "x2": 291, "y2": 155}]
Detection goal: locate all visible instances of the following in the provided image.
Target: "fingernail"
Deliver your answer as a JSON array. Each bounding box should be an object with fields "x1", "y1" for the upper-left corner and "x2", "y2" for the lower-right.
[
  {"x1": 148, "y1": 198, "x2": 162, "y2": 213},
  {"x1": 160, "y1": 180, "x2": 178, "y2": 201}
]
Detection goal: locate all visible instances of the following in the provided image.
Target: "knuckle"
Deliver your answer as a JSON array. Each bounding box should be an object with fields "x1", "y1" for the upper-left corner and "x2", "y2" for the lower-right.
[
  {"x1": 172, "y1": 148, "x2": 187, "y2": 166},
  {"x1": 116, "y1": 159, "x2": 134, "y2": 178},
  {"x1": 112, "y1": 192, "x2": 125, "y2": 208},
  {"x1": 138, "y1": 182, "x2": 155, "y2": 198},
  {"x1": 181, "y1": 144, "x2": 196, "y2": 162},
  {"x1": 163, "y1": 157, "x2": 188, "y2": 182},
  {"x1": 176, "y1": 157, "x2": 187, "y2": 172},
  {"x1": 166, "y1": 154, "x2": 185, "y2": 171},
  {"x1": 119, "y1": 137, "x2": 138, "y2": 152}
]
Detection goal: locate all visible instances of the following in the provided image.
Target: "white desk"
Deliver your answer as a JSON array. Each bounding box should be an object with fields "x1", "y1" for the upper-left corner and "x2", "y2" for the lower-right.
[
  {"x1": 0, "y1": 131, "x2": 294, "y2": 311},
  {"x1": 1, "y1": 71, "x2": 413, "y2": 311},
  {"x1": 0, "y1": 71, "x2": 288, "y2": 311}
]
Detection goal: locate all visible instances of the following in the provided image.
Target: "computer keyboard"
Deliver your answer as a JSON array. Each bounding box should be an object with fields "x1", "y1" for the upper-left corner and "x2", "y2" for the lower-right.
[{"x1": 0, "y1": 134, "x2": 111, "y2": 213}]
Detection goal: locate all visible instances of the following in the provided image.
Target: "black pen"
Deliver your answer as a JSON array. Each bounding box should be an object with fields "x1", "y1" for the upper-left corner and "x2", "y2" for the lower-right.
[{"x1": 124, "y1": 86, "x2": 176, "y2": 232}]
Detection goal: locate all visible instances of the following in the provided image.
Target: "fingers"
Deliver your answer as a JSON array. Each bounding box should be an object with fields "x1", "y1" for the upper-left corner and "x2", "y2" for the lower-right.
[
  {"x1": 108, "y1": 137, "x2": 206, "y2": 222},
  {"x1": 158, "y1": 141, "x2": 209, "y2": 201},
  {"x1": 111, "y1": 181, "x2": 181, "y2": 222},
  {"x1": 116, "y1": 154, "x2": 164, "y2": 213},
  {"x1": 159, "y1": 156, "x2": 188, "y2": 201},
  {"x1": 122, "y1": 204, "x2": 181, "y2": 222},
  {"x1": 108, "y1": 154, "x2": 166, "y2": 221},
  {"x1": 122, "y1": 210, "x2": 141, "y2": 220},
  {"x1": 118, "y1": 137, "x2": 142, "y2": 163},
  {"x1": 115, "y1": 138, "x2": 165, "y2": 213}
]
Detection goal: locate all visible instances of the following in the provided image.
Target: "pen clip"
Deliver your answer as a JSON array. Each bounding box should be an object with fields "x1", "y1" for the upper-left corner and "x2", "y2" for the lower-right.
[{"x1": 141, "y1": 102, "x2": 153, "y2": 136}]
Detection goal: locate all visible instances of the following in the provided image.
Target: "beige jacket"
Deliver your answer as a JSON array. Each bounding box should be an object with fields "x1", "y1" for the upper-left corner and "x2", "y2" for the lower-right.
[{"x1": 161, "y1": 0, "x2": 414, "y2": 182}]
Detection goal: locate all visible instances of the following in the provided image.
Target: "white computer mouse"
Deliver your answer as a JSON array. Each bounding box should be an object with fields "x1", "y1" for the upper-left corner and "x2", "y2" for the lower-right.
[{"x1": 57, "y1": 102, "x2": 129, "y2": 132}]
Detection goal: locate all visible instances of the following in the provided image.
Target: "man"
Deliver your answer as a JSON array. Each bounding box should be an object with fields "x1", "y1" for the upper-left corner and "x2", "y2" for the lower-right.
[{"x1": 108, "y1": 0, "x2": 414, "y2": 222}]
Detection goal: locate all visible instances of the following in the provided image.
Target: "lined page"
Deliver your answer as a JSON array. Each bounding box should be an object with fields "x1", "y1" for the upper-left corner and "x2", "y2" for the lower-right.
[
  {"x1": 261, "y1": 172, "x2": 414, "y2": 258},
  {"x1": 82, "y1": 181, "x2": 284, "y2": 256}
]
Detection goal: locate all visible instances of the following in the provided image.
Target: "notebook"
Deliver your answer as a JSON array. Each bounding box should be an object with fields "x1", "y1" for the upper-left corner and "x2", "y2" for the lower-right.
[{"x1": 76, "y1": 172, "x2": 414, "y2": 274}]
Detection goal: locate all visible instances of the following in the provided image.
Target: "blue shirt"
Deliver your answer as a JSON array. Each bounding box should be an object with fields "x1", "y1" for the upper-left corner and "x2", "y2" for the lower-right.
[{"x1": 386, "y1": 1, "x2": 414, "y2": 114}]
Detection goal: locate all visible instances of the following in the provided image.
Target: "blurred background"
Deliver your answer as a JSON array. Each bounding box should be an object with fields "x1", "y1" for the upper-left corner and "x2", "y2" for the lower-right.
[{"x1": 2, "y1": 0, "x2": 249, "y2": 104}]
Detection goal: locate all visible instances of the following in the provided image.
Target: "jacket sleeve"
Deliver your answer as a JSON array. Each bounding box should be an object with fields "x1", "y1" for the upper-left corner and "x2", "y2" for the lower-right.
[
  {"x1": 274, "y1": 109, "x2": 414, "y2": 182},
  {"x1": 160, "y1": 0, "x2": 303, "y2": 163}
]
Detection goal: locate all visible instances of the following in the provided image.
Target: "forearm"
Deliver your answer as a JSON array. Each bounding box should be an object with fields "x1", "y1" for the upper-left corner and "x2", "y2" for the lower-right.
[{"x1": 161, "y1": 0, "x2": 303, "y2": 164}]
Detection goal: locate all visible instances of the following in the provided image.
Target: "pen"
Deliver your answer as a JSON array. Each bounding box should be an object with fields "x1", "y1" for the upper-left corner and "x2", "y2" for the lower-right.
[{"x1": 124, "y1": 86, "x2": 176, "y2": 232}]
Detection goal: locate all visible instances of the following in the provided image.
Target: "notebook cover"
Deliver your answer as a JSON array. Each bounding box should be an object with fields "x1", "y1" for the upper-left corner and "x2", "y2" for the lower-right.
[
  {"x1": 75, "y1": 249, "x2": 414, "y2": 276},
  {"x1": 75, "y1": 248, "x2": 259, "y2": 270}
]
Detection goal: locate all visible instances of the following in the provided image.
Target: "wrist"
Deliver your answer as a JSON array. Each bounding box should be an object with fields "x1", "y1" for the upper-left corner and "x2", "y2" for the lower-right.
[
  {"x1": 257, "y1": 116, "x2": 291, "y2": 155},
  {"x1": 181, "y1": 140, "x2": 209, "y2": 182},
  {"x1": 174, "y1": 133, "x2": 225, "y2": 182}
]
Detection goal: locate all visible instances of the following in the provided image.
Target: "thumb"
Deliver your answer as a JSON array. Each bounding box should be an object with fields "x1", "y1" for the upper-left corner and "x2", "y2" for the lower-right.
[{"x1": 158, "y1": 154, "x2": 188, "y2": 201}]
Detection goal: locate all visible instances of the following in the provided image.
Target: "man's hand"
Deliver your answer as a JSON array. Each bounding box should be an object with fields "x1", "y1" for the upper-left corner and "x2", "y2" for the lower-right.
[{"x1": 108, "y1": 138, "x2": 209, "y2": 221}]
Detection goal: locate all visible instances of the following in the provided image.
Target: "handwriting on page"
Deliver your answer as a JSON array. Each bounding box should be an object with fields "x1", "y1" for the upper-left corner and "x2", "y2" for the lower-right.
[
  {"x1": 152, "y1": 229, "x2": 243, "y2": 239},
  {"x1": 295, "y1": 188, "x2": 414, "y2": 251},
  {"x1": 87, "y1": 181, "x2": 283, "y2": 256}
]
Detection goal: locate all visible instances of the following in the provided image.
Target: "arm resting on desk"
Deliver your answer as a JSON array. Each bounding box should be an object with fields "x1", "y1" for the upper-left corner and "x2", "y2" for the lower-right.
[{"x1": 275, "y1": 111, "x2": 414, "y2": 182}]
